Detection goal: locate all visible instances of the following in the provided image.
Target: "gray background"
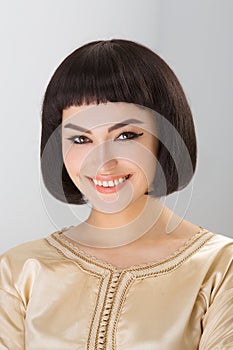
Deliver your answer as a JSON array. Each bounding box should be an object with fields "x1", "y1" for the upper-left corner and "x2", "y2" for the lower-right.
[{"x1": 1, "y1": 0, "x2": 232, "y2": 253}]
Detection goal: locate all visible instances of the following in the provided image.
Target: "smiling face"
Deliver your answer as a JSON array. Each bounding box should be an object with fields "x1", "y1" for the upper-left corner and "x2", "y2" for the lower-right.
[{"x1": 62, "y1": 102, "x2": 159, "y2": 213}]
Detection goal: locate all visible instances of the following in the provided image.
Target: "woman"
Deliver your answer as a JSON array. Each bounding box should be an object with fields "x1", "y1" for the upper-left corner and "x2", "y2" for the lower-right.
[{"x1": 1, "y1": 39, "x2": 233, "y2": 349}]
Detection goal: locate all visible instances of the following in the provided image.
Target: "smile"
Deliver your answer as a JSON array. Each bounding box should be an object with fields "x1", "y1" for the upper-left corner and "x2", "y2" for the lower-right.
[{"x1": 87, "y1": 174, "x2": 132, "y2": 193}]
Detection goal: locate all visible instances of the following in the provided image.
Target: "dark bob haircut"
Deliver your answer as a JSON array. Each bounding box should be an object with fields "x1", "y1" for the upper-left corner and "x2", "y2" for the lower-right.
[{"x1": 40, "y1": 38, "x2": 197, "y2": 205}]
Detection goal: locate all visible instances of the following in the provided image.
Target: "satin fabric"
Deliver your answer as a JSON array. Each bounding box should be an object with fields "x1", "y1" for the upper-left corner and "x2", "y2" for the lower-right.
[{"x1": 1, "y1": 227, "x2": 233, "y2": 349}]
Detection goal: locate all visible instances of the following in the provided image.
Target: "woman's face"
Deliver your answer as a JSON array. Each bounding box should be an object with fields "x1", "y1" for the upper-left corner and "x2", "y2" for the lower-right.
[{"x1": 62, "y1": 102, "x2": 159, "y2": 213}]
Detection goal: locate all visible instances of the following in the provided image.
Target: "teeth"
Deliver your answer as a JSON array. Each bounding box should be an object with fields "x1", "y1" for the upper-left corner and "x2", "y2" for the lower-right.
[{"x1": 92, "y1": 176, "x2": 129, "y2": 187}]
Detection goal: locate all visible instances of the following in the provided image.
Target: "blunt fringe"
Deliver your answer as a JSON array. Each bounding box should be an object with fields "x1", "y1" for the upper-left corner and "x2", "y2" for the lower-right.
[{"x1": 40, "y1": 38, "x2": 197, "y2": 204}]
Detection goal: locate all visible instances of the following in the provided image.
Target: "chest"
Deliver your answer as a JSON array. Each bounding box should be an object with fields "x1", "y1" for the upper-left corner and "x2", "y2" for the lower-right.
[
  {"x1": 24, "y1": 266, "x2": 204, "y2": 349},
  {"x1": 68, "y1": 238, "x2": 188, "y2": 269}
]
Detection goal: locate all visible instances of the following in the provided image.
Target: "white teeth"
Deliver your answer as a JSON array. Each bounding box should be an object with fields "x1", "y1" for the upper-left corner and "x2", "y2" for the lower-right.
[{"x1": 92, "y1": 176, "x2": 129, "y2": 187}]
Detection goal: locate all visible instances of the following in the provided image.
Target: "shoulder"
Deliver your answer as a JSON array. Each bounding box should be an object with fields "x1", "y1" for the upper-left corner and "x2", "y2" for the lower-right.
[
  {"x1": 197, "y1": 230, "x2": 233, "y2": 269},
  {"x1": 1, "y1": 235, "x2": 59, "y2": 263},
  {"x1": 205, "y1": 230, "x2": 233, "y2": 256},
  {"x1": 0, "y1": 231, "x2": 65, "y2": 286},
  {"x1": 198, "y1": 230, "x2": 233, "y2": 297}
]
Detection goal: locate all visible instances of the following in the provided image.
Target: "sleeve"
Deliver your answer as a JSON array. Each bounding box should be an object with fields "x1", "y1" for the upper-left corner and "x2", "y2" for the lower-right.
[
  {"x1": 0, "y1": 255, "x2": 25, "y2": 350},
  {"x1": 199, "y1": 288, "x2": 233, "y2": 350}
]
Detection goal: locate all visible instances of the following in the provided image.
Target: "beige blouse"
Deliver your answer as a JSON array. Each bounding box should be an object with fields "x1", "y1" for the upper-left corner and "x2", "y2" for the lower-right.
[{"x1": 1, "y1": 226, "x2": 233, "y2": 350}]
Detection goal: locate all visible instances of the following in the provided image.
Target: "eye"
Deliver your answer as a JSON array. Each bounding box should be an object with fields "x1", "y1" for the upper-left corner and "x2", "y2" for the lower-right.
[
  {"x1": 116, "y1": 131, "x2": 144, "y2": 141},
  {"x1": 66, "y1": 135, "x2": 91, "y2": 144}
]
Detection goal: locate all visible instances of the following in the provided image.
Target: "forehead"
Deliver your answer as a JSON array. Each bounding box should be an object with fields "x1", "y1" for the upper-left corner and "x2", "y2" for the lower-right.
[{"x1": 62, "y1": 102, "x2": 157, "y2": 133}]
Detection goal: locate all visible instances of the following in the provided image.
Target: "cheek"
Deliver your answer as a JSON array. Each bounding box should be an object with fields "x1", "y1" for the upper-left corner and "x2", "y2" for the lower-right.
[
  {"x1": 124, "y1": 143, "x2": 157, "y2": 185},
  {"x1": 141, "y1": 137, "x2": 158, "y2": 177},
  {"x1": 137, "y1": 158, "x2": 157, "y2": 186},
  {"x1": 120, "y1": 141, "x2": 157, "y2": 179},
  {"x1": 63, "y1": 147, "x2": 85, "y2": 177}
]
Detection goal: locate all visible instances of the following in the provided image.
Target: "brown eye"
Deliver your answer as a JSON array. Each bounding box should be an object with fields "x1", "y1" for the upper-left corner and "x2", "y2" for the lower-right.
[
  {"x1": 66, "y1": 135, "x2": 92, "y2": 144},
  {"x1": 116, "y1": 132, "x2": 143, "y2": 141}
]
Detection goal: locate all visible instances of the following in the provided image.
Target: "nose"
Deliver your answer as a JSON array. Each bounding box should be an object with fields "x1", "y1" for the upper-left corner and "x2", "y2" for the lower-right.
[
  {"x1": 98, "y1": 158, "x2": 118, "y2": 174},
  {"x1": 95, "y1": 140, "x2": 118, "y2": 174}
]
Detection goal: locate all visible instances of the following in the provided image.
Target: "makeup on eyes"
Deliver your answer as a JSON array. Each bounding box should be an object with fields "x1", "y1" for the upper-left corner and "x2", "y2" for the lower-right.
[{"x1": 66, "y1": 130, "x2": 144, "y2": 144}]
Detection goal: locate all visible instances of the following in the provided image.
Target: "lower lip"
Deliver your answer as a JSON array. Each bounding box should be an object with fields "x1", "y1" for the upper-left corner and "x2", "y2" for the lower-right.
[{"x1": 87, "y1": 175, "x2": 132, "y2": 194}]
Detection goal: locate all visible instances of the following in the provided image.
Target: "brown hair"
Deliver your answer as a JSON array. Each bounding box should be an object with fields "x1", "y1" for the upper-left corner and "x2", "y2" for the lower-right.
[{"x1": 40, "y1": 39, "x2": 197, "y2": 204}]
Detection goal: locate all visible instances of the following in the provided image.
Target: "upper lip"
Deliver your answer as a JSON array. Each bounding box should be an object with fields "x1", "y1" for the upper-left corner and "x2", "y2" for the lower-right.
[{"x1": 87, "y1": 174, "x2": 131, "y2": 181}]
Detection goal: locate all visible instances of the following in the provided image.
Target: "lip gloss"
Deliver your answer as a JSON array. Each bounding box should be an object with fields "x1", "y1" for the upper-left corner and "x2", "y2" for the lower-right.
[{"x1": 88, "y1": 175, "x2": 131, "y2": 194}]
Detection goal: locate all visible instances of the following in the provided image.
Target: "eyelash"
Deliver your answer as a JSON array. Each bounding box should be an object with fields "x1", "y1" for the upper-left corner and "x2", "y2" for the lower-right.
[{"x1": 66, "y1": 131, "x2": 144, "y2": 144}]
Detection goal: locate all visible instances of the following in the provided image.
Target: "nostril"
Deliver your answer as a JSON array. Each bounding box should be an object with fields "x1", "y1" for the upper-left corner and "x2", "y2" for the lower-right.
[{"x1": 98, "y1": 159, "x2": 118, "y2": 173}]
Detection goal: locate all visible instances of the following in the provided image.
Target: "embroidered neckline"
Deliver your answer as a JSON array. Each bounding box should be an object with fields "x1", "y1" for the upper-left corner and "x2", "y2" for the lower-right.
[{"x1": 47, "y1": 225, "x2": 214, "y2": 273}]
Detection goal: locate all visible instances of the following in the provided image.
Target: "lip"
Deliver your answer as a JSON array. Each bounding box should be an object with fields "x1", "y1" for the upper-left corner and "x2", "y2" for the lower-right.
[
  {"x1": 86, "y1": 174, "x2": 133, "y2": 194},
  {"x1": 88, "y1": 174, "x2": 132, "y2": 182}
]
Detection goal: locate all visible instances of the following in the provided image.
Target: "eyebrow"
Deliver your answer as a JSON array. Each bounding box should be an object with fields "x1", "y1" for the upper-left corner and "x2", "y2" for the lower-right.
[{"x1": 63, "y1": 118, "x2": 144, "y2": 134}]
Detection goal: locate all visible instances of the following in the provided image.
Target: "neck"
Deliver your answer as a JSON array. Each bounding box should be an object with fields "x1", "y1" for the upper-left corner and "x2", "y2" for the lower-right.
[
  {"x1": 64, "y1": 195, "x2": 189, "y2": 248},
  {"x1": 86, "y1": 194, "x2": 157, "y2": 228},
  {"x1": 65, "y1": 195, "x2": 168, "y2": 248}
]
